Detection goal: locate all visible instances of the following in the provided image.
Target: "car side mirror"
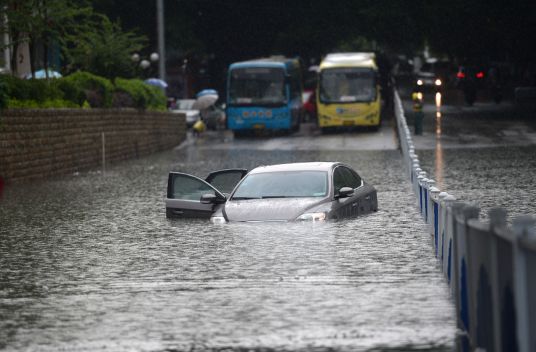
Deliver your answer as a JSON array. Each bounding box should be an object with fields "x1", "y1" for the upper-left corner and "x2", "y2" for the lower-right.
[
  {"x1": 337, "y1": 187, "x2": 354, "y2": 199},
  {"x1": 200, "y1": 193, "x2": 225, "y2": 204}
]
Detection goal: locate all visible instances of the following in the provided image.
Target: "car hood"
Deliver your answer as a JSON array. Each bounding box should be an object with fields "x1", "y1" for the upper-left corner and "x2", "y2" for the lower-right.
[
  {"x1": 417, "y1": 72, "x2": 435, "y2": 78},
  {"x1": 223, "y1": 197, "x2": 327, "y2": 222}
]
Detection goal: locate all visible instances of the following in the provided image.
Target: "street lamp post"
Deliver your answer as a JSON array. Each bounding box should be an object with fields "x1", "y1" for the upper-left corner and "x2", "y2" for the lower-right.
[{"x1": 156, "y1": 0, "x2": 165, "y2": 81}]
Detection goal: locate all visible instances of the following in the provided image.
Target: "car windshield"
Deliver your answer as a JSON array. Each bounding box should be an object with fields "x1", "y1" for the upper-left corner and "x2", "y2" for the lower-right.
[
  {"x1": 319, "y1": 67, "x2": 376, "y2": 103},
  {"x1": 229, "y1": 67, "x2": 287, "y2": 106},
  {"x1": 232, "y1": 171, "x2": 328, "y2": 199}
]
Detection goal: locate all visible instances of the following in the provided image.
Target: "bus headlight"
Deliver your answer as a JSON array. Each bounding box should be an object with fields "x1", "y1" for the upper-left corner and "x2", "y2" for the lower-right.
[
  {"x1": 296, "y1": 212, "x2": 326, "y2": 222},
  {"x1": 435, "y1": 79, "x2": 442, "y2": 86}
]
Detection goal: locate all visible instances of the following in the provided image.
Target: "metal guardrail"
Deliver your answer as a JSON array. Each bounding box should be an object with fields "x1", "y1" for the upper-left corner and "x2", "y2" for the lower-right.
[{"x1": 393, "y1": 90, "x2": 536, "y2": 352}]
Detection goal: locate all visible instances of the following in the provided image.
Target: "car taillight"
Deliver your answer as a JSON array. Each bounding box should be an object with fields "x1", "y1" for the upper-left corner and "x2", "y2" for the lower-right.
[
  {"x1": 456, "y1": 72, "x2": 465, "y2": 79},
  {"x1": 476, "y1": 71, "x2": 485, "y2": 79}
]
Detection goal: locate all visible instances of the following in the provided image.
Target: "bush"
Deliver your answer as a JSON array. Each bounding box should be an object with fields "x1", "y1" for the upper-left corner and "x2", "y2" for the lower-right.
[
  {"x1": 113, "y1": 78, "x2": 166, "y2": 110},
  {"x1": 0, "y1": 74, "x2": 63, "y2": 102},
  {"x1": 0, "y1": 72, "x2": 167, "y2": 110},
  {"x1": 7, "y1": 98, "x2": 79, "y2": 109},
  {"x1": 113, "y1": 78, "x2": 147, "y2": 109},
  {"x1": 51, "y1": 79, "x2": 85, "y2": 106},
  {"x1": 0, "y1": 80, "x2": 7, "y2": 110},
  {"x1": 63, "y1": 71, "x2": 114, "y2": 108},
  {"x1": 141, "y1": 84, "x2": 167, "y2": 111}
]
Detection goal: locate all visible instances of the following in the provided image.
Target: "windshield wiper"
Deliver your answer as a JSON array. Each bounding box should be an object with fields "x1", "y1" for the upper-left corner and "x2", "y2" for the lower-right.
[
  {"x1": 260, "y1": 195, "x2": 291, "y2": 199},
  {"x1": 231, "y1": 196, "x2": 261, "y2": 200}
]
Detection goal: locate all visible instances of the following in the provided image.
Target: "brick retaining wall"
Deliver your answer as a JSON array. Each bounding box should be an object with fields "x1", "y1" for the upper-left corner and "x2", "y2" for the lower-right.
[{"x1": 0, "y1": 109, "x2": 186, "y2": 182}]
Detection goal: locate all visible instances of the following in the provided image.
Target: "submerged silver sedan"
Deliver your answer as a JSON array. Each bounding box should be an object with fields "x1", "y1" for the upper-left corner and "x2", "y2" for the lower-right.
[{"x1": 165, "y1": 162, "x2": 378, "y2": 223}]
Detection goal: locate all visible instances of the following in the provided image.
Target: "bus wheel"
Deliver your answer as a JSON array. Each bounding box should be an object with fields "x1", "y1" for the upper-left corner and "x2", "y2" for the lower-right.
[{"x1": 321, "y1": 127, "x2": 331, "y2": 134}]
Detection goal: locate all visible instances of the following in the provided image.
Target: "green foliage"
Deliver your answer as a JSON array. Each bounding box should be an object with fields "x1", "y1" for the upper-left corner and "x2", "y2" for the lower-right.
[
  {"x1": 0, "y1": 0, "x2": 97, "y2": 76},
  {"x1": 63, "y1": 16, "x2": 146, "y2": 79},
  {"x1": 113, "y1": 78, "x2": 147, "y2": 109},
  {"x1": 0, "y1": 80, "x2": 7, "y2": 111},
  {"x1": 113, "y1": 78, "x2": 166, "y2": 110},
  {"x1": 0, "y1": 72, "x2": 165, "y2": 110},
  {"x1": 0, "y1": 75, "x2": 63, "y2": 102},
  {"x1": 63, "y1": 71, "x2": 114, "y2": 108},
  {"x1": 7, "y1": 98, "x2": 79, "y2": 109},
  {"x1": 51, "y1": 79, "x2": 86, "y2": 106},
  {"x1": 141, "y1": 84, "x2": 167, "y2": 111}
]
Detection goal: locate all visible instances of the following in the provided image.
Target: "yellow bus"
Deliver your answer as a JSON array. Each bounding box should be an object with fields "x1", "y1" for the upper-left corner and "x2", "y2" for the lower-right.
[{"x1": 316, "y1": 52, "x2": 381, "y2": 131}]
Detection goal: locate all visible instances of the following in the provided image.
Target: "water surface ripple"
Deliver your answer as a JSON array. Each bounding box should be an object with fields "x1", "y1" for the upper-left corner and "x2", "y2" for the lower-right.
[{"x1": 0, "y1": 147, "x2": 456, "y2": 351}]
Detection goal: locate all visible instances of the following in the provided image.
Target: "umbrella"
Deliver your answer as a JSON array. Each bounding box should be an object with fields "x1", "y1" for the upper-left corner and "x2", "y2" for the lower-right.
[
  {"x1": 25, "y1": 69, "x2": 62, "y2": 79},
  {"x1": 144, "y1": 78, "x2": 168, "y2": 88},
  {"x1": 193, "y1": 89, "x2": 218, "y2": 110}
]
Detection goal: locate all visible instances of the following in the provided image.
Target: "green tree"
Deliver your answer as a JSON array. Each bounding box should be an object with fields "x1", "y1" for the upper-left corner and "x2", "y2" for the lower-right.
[
  {"x1": 1, "y1": 0, "x2": 146, "y2": 79},
  {"x1": 0, "y1": 0, "x2": 96, "y2": 78},
  {"x1": 63, "y1": 15, "x2": 146, "y2": 79}
]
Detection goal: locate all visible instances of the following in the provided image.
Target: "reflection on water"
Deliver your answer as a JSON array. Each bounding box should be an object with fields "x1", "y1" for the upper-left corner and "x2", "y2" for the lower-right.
[
  {"x1": 435, "y1": 92, "x2": 442, "y2": 108},
  {"x1": 0, "y1": 148, "x2": 456, "y2": 351}
]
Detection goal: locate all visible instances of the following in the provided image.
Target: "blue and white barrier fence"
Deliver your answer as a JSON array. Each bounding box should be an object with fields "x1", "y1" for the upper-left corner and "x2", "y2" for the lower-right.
[{"x1": 394, "y1": 91, "x2": 536, "y2": 352}]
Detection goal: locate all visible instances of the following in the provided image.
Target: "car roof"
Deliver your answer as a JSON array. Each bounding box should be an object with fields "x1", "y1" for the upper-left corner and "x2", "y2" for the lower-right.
[{"x1": 248, "y1": 162, "x2": 339, "y2": 174}]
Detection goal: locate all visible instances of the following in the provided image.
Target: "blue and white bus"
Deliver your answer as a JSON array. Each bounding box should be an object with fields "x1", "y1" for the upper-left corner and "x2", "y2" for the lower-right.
[{"x1": 226, "y1": 57, "x2": 303, "y2": 136}]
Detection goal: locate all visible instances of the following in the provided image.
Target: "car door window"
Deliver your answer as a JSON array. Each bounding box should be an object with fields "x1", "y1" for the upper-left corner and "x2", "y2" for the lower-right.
[
  {"x1": 205, "y1": 169, "x2": 248, "y2": 194},
  {"x1": 348, "y1": 169, "x2": 362, "y2": 188},
  {"x1": 333, "y1": 166, "x2": 361, "y2": 192},
  {"x1": 170, "y1": 173, "x2": 219, "y2": 200}
]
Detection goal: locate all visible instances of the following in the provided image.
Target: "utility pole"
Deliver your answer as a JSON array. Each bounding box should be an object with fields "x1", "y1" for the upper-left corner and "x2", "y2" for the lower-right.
[{"x1": 157, "y1": 0, "x2": 165, "y2": 81}]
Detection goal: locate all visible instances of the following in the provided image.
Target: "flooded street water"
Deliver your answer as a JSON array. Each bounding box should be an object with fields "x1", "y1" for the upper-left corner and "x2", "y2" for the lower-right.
[
  {"x1": 1, "y1": 125, "x2": 458, "y2": 351},
  {"x1": 401, "y1": 88, "x2": 536, "y2": 220}
]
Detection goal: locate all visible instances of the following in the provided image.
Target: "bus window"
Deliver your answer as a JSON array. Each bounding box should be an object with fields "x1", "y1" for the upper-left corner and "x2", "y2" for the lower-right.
[
  {"x1": 229, "y1": 67, "x2": 286, "y2": 106},
  {"x1": 319, "y1": 68, "x2": 376, "y2": 103}
]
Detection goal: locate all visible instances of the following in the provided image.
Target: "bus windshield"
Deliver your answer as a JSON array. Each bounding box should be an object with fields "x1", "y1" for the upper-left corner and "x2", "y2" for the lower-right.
[
  {"x1": 229, "y1": 67, "x2": 287, "y2": 106},
  {"x1": 319, "y1": 68, "x2": 376, "y2": 103}
]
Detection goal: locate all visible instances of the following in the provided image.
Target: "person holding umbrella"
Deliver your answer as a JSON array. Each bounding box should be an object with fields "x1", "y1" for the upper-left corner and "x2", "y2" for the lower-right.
[{"x1": 192, "y1": 89, "x2": 218, "y2": 136}]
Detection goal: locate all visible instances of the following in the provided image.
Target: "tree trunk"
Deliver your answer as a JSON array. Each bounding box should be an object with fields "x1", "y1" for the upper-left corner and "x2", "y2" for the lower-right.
[
  {"x1": 43, "y1": 41, "x2": 49, "y2": 79},
  {"x1": 29, "y1": 34, "x2": 36, "y2": 79}
]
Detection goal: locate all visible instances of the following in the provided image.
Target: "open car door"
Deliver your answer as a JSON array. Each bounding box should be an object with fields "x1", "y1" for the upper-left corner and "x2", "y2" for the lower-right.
[
  {"x1": 205, "y1": 168, "x2": 248, "y2": 194},
  {"x1": 166, "y1": 169, "x2": 247, "y2": 219}
]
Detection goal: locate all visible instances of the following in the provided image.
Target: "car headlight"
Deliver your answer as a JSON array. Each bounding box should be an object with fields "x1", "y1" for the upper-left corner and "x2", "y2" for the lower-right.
[
  {"x1": 296, "y1": 212, "x2": 327, "y2": 222},
  {"x1": 417, "y1": 79, "x2": 423, "y2": 86},
  {"x1": 435, "y1": 79, "x2": 442, "y2": 86},
  {"x1": 210, "y1": 216, "x2": 227, "y2": 224}
]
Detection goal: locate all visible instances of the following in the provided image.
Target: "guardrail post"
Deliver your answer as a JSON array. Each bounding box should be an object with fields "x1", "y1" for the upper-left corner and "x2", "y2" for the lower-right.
[
  {"x1": 421, "y1": 177, "x2": 429, "y2": 219},
  {"x1": 426, "y1": 179, "x2": 436, "y2": 225},
  {"x1": 452, "y1": 203, "x2": 480, "y2": 335},
  {"x1": 436, "y1": 191, "x2": 448, "y2": 258},
  {"x1": 442, "y1": 195, "x2": 457, "y2": 278},
  {"x1": 489, "y1": 208, "x2": 511, "y2": 352},
  {"x1": 411, "y1": 161, "x2": 419, "y2": 184},
  {"x1": 466, "y1": 215, "x2": 495, "y2": 351},
  {"x1": 414, "y1": 167, "x2": 422, "y2": 197},
  {"x1": 418, "y1": 172, "x2": 426, "y2": 211},
  {"x1": 513, "y1": 216, "x2": 536, "y2": 352}
]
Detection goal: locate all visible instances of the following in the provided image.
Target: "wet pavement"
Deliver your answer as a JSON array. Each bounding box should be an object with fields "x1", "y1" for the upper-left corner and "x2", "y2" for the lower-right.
[
  {"x1": 0, "y1": 121, "x2": 458, "y2": 351},
  {"x1": 399, "y1": 85, "x2": 536, "y2": 220}
]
